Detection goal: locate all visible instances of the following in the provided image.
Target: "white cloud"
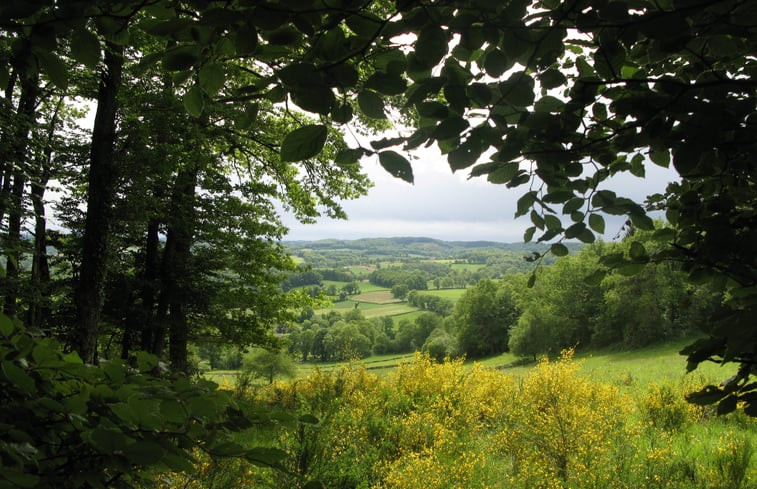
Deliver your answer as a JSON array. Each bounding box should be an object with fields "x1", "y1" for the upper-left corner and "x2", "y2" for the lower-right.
[{"x1": 281, "y1": 147, "x2": 678, "y2": 243}]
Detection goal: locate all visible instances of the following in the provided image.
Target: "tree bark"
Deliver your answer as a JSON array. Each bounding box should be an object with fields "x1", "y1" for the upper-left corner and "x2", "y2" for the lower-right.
[
  {"x1": 139, "y1": 217, "x2": 161, "y2": 352},
  {"x1": 154, "y1": 165, "x2": 198, "y2": 373},
  {"x1": 0, "y1": 67, "x2": 19, "y2": 225},
  {"x1": 28, "y1": 98, "x2": 61, "y2": 329},
  {"x1": 73, "y1": 42, "x2": 123, "y2": 364},
  {"x1": 3, "y1": 71, "x2": 39, "y2": 317}
]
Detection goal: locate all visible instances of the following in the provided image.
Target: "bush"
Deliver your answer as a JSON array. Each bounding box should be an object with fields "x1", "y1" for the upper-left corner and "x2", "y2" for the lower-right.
[{"x1": 0, "y1": 315, "x2": 285, "y2": 489}]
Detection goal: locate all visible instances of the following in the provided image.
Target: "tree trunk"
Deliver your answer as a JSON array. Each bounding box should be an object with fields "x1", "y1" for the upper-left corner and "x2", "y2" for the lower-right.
[
  {"x1": 139, "y1": 217, "x2": 161, "y2": 351},
  {"x1": 165, "y1": 165, "x2": 198, "y2": 373},
  {"x1": 3, "y1": 71, "x2": 39, "y2": 317},
  {"x1": 0, "y1": 67, "x2": 19, "y2": 225},
  {"x1": 73, "y1": 42, "x2": 123, "y2": 364},
  {"x1": 28, "y1": 98, "x2": 62, "y2": 329}
]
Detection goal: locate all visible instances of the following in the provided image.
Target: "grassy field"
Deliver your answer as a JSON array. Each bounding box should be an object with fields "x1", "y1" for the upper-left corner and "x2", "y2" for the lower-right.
[
  {"x1": 475, "y1": 338, "x2": 740, "y2": 387},
  {"x1": 347, "y1": 265, "x2": 375, "y2": 275},
  {"x1": 422, "y1": 287, "x2": 467, "y2": 303},
  {"x1": 451, "y1": 263, "x2": 486, "y2": 272},
  {"x1": 353, "y1": 290, "x2": 398, "y2": 304},
  {"x1": 295, "y1": 352, "x2": 417, "y2": 376},
  {"x1": 208, "y1": 338, "x2": 731, "y2": 388},
  {"x1": 358, "y1": 303, "x2": 416, "y2": 318}
]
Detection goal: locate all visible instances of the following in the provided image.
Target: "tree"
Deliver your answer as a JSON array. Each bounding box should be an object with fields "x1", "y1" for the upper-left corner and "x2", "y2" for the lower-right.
[
  {"x1": 242, "y1": 347, "x2": 297, "y2": 385},
  {"x1": 391, "y1": 283, "x2": 409, "y2": 300},
  {"x1": 2, "y1": 0, "x2": 755, "y2": 418},
  {"x1": 454, "y1": 279, "x2": 518, "y2": 358}
]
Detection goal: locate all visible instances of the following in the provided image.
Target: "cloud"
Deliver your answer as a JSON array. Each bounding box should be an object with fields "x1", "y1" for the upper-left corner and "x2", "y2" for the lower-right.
[{"x1": 280, "y1": 148, "x2": 678, "y2": 243}]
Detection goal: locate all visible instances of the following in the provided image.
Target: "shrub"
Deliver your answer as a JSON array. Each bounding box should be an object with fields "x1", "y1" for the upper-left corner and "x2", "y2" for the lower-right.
[{"x1": 0, "y1": 315, "x2": 285, "y2": 489}]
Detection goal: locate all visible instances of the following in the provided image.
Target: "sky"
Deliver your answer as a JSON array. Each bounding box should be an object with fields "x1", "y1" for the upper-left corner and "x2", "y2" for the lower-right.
[{"x1": 280, "y1": 144, "x2": 678, "y2": 243}]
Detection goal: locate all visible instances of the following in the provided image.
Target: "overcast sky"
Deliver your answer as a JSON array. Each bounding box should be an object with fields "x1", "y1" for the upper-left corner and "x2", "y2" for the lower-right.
[{"x1": 280, "y1": 145, "x2": 678, "y2": 243}]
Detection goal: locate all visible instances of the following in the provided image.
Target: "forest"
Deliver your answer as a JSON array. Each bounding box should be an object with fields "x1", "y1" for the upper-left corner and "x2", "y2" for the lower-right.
[{"x1": 1, "y1": 0, "x2": 756, "y2": 487}]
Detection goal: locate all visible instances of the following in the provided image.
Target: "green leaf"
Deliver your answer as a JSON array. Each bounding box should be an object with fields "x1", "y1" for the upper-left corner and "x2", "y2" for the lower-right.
[
  {"x1": 199, "y1": 63, "x2": 225, "y2": 96},
  {"x1": 649, "y1": 146, "x2": 670, "y2": 168},
  {"x1": 211, "y1": 441, "x2": 247, "y2": 457},
  {"x1": 2, "y1": 361, "x2": 35, "y2": 394},
  {"x1": 629, "y1": 241, "x2": 646, "y2": 260},
  {"x1": 326, "y1": 63, "x2": 359, "y2": 88},
  {"x1": 652, "y1": 227, "x2": 675, "y2": 242},
  {"x1": 36, "y1": 51, "x2": 68, "y2": 89},
  {"x1": 70, "y1": 28, "x2": 101, "y2": 69},
  {"x1": 616, "y1": 263, "x2": 645, "y2": 276},
  {"x1": 278, "y1": 62, "x2": 318, "y2": 87},
  {"x1": 162, "y1": 47, "x2": 198, "y2": 71},
  {"x1": 584, "y1": 270, "x2": 607, "y2": 286},
  {"x1": 551, "y1": 243, "x2": 569, "y2": 256},
  {"x1": 444, "y1": 84, "x2": 469, "y2": 114},
  {"x1": 432, "y1": 116, "x2": 469, "y2": 141},
  {"x1": 448, "y1": 142, "x2": 482, "y2": 171},
  {"x1": 365, "y1": 72, "x2": 407, "y2": 96},
  {"x1": 292, "y1": 86, "x2": 335, "y2": 115},
  {"x1": 717, "y1": 395, "x2": 738, "y2": 415},
  {"x1": 486, "y1": 162, "x2": 519, "y2": 184},
  {"x1": 234, "y1": 27, "x2": 259, "y2": 55},
  {"x1": 629, "y1": 212, "x2": 654, "y2": 231},
  {"x1": 544, "y1": 214, "x2": 562, "y2": 231},
  {"x1": 0, "y1": 314, "x2": 13, "y2": 337},
  {"x1": 183, "y1": 86, "x2": 204, "y2": 118},
  {"x1": 299, "y1": 413, "x2": 319, "y2": 424},
  {"x1": 534, "y1": 95, "x2": 564, "y2": 113},
  {"x1": 483, "y1": 49, "x2": 510, "y2": 78},
  {"x1": 235, "y1": 103, "x2": 260, "y2": 129},
  {"x1": 378, "y1": 151, "x2": 414, "y2": 183},
  {"x1": 246, "y1": 447, "x2": 288, "y2": 467},
  {"x1": 331, "y1": 102, "x2": 353, "y2": 124},
  {"x1": 523, "y1": 226, "x2": 536, "y2": 242},
  {"x1": 123, "y1": 441, "x2": 165, "y2": 466},
  {"x1": 417, "y1": 101, "x2": 449, "y2": 120},
  {"x1": 357, "y1": 90, "x2": 386, "y2": 119},
  {"x1": 527, "y1": 273, "x2": 536, "y2": 288},
  {"x1": 577, "y1": 228, "x2": 596, "y2": 243},
  {"x1": 335, "y1": 148, "x2": 364, "y2": 166},
  {"x1": 415, "y1": 26, "x2": 448, "y2": 68},
  {"x1": 345, "y1": 11, "x2": 383, "y2": 38},
  {"x1": 564, "y1": 222, "x2": 587, "y2": 239},
  {"x1": 588, "y1": 214, "x2": 605, "y2": 234},
  {"x1": 539, "y1": 68, "x2": 566, "y2": 89},
  {"x1": 562, "y1": 197, "x2": 584, "y2": 214},
  {"x1": 515, "y1": 191, "x2": 537, "y2": 217},
  {"x1": 499, "y1": 72, "x2": 534, "y2": 107},
  {"x1": 280, "y1": 125, "x2": 328, "y2": 162},
  {"x1": 0, "y1": 472, "x2": 40, "y2": 488},
  {"x1": 686, "y1": 385, "x2": 727, "y2": 406}
]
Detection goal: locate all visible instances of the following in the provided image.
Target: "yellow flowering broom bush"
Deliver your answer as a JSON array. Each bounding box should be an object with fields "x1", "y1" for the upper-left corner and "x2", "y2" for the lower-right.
[
  {"x1": 158, "y1": 352, "x2": 755, "y2": 489},
  {"x1": 495, "y1": 349, "x2": 635, "y2": 488}
]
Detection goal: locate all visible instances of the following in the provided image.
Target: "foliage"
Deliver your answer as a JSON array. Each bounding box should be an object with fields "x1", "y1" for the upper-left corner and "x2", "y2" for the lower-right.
[
  {"x1": 509, "y1": 237, "x2": 720, "y2": 358},
  {"x1": 0, "y1": 315, "x2": 285, "y2": 489},
  {"x1": 227, "y1": 353, "x2": 757, "y2": 489},
  {"x1": 454, "y1": 279, "x2": 518, "y2": 358},
  {"x1": 389, "y1": 283, "x2": 408, "y2": 301},
  {"x1": 241, "y1": 348, "x2": 297, "y2": 385}
]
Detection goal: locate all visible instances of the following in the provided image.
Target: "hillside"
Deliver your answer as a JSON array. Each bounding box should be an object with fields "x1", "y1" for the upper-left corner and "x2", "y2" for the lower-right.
[{"x1": 284, "y1": 236, "x2": 583, "y2": 265}]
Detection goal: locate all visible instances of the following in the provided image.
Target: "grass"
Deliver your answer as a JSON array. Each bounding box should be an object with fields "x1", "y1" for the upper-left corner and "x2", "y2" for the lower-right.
[
  {"x1": 208, "y1": 338, "x2": 734, "y2": 389},
  {"x1": 347, "y1": 265, "x2": 375, "y2": 275},
  {"x1": 358, "y1": 303, "x2": 416, "y2": 318},
  {"x1": 451, "y1": 263, "x2": 486, "y2": 272},
  {"x1": 295, "y1": 353, "x2": 417, "y2": 376},
  {"x1": 476, "y1": 337, "x2": 740, "y2": 388},
  {"x1": 354, "y1": 290, "x2": 399, "y2": 304},
  {"x1": 421, "y1": 288, "x2": 467, "y2": 303}
]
